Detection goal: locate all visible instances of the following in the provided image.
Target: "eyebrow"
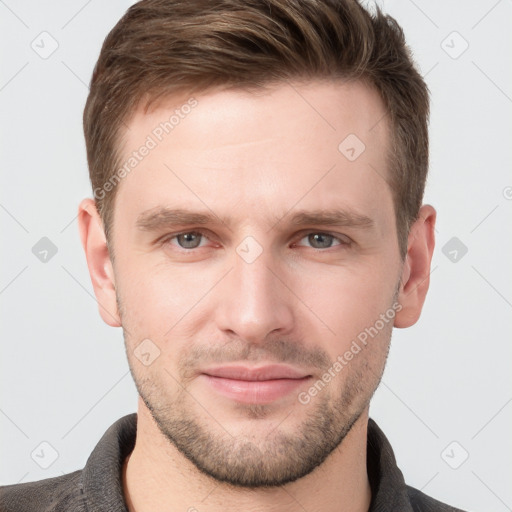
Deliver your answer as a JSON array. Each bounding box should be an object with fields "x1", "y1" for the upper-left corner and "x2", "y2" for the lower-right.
[
  {"x1": 136, "y1": 207, "x2": 375, "y2": 232},
  {"x1": 287, "y1": 209, "x2": 374, "y2": 229},
  {"x1": 136, "y1": 208, "x2": 224, "y2": 231}
]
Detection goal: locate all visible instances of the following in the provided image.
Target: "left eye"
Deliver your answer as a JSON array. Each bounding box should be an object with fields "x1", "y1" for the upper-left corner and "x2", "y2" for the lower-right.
[{"x1": 296, "y1": 233, "x2": 347, "y2": 249}]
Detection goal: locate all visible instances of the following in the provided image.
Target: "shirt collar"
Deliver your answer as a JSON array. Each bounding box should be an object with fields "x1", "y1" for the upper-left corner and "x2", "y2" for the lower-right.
[{"x1": 366, "y1": 418, "x2": 415, "y2": 511}]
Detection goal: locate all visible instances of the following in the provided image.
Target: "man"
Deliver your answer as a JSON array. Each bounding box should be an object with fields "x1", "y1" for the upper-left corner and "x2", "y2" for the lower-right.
[{"x1": 0, "y1": 0, "x2": 466, "y2": 510}]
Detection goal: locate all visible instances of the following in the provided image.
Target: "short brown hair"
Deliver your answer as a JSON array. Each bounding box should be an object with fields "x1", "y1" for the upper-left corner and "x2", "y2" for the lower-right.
[{"x1": 83, "y1": 0, "x2": 429, "y2": 258}]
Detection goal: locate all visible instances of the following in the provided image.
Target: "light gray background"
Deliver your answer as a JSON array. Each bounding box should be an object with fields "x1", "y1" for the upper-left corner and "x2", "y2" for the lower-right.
[{"x1": 1, "y1": 1, "x2": 511, "y2": 510}]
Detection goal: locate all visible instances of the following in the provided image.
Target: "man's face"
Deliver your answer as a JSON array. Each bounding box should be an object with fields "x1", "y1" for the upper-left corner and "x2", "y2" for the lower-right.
[{"x1": 111, "y1": 80, "x2": 403, "y2": 486}]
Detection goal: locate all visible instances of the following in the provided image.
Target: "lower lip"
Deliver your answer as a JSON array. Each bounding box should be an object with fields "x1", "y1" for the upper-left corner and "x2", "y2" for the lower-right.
[{"x1": 202, "y1": 375, "x2": 311, "y2": 404}]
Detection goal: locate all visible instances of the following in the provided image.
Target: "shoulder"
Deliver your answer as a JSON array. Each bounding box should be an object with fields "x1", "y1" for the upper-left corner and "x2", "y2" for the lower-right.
[
  {"x1": 407, "y1": 485, "x2": 468, "y2": 512},
  {"x1": 0, "y1": 470, "x2": 85, "y2": 512}
]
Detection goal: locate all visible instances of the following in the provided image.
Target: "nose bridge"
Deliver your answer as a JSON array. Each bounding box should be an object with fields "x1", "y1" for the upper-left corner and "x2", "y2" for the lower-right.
[{"x1": 214, "y1": 241, "x2": 294, "y2": 342}]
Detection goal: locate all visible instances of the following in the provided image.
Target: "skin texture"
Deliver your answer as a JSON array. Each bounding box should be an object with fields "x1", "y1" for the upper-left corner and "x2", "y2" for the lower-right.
[{"x1": 79, "y1": 80, "x2": 436, "y2": 512}]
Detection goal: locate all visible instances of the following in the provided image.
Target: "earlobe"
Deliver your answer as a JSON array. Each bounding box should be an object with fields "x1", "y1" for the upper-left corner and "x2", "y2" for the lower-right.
[
  {"x1": 394, "y1": 205, "x2": 436, "y2": 329},
  {"x1": 78, "y1": 198, "x2": 121, "y2": 327}
]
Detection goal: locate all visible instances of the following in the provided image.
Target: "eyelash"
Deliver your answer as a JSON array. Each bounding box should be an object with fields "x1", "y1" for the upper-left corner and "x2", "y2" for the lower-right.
[{"x1": 159, "y1": 229, "x2": 352, "y2": 252}]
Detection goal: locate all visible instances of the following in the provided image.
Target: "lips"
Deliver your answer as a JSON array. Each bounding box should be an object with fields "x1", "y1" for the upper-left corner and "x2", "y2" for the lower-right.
[
  {"x1": 203, "y1": 364, "x2": 309, "y2": 381},
  {"x1": 200, "y1": 364, "x2": 311, "y2": 404}
]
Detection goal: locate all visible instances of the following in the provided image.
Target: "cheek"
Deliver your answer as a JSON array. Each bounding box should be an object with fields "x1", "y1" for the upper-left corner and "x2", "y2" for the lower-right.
[
  {"x1": 296, "y1": 262, "x2": 398, "y2": 339},
  {"x1": 117, "y1": 253, "x2": 214, "y2": 316}
]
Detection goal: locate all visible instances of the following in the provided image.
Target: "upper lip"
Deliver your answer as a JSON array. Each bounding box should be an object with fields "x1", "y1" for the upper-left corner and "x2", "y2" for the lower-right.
[{"x1": 202, "y1": 364, "x2": 311, "y2": 381}]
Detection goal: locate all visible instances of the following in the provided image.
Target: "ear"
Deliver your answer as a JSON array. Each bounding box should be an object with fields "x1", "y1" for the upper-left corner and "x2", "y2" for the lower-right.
[
  {"x1": 394, "y1": 205, "x2": 436, "y2": 328},
  {"x1": 78, "y1": 198, "x2": 121, "y2": 327}
]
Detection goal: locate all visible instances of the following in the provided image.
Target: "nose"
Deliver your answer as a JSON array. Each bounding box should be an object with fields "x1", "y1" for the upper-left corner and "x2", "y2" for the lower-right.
[{"x1": 214, "y1": 246, "x2": 295, "y2": 344}]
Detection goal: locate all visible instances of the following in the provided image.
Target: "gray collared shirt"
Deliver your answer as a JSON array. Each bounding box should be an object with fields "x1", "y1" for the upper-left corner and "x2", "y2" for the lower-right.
[{"x1": 0, "y1": 414, "x2": 466, "y2": 511}]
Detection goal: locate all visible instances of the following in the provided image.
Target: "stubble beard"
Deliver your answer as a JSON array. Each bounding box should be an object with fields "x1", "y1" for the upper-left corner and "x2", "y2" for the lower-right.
[{"x1": 126, "y1": 339, "x2": 390, "y2": 488}]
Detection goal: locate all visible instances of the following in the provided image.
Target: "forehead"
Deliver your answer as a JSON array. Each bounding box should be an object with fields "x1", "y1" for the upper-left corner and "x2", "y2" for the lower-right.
[{"x1": 114, "y1": 80, "x2": 392, "y2": 230}]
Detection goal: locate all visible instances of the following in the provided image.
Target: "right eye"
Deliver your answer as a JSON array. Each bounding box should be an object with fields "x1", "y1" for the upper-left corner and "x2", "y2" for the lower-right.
[{"x1": 164, "y1": 231, "x2": 211, "y2": 250}]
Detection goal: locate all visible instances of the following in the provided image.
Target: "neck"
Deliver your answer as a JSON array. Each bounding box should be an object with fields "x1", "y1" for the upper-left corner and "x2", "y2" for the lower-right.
[{"x1": 123, "y1": 399, "x2": 372, "y2": 512}]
